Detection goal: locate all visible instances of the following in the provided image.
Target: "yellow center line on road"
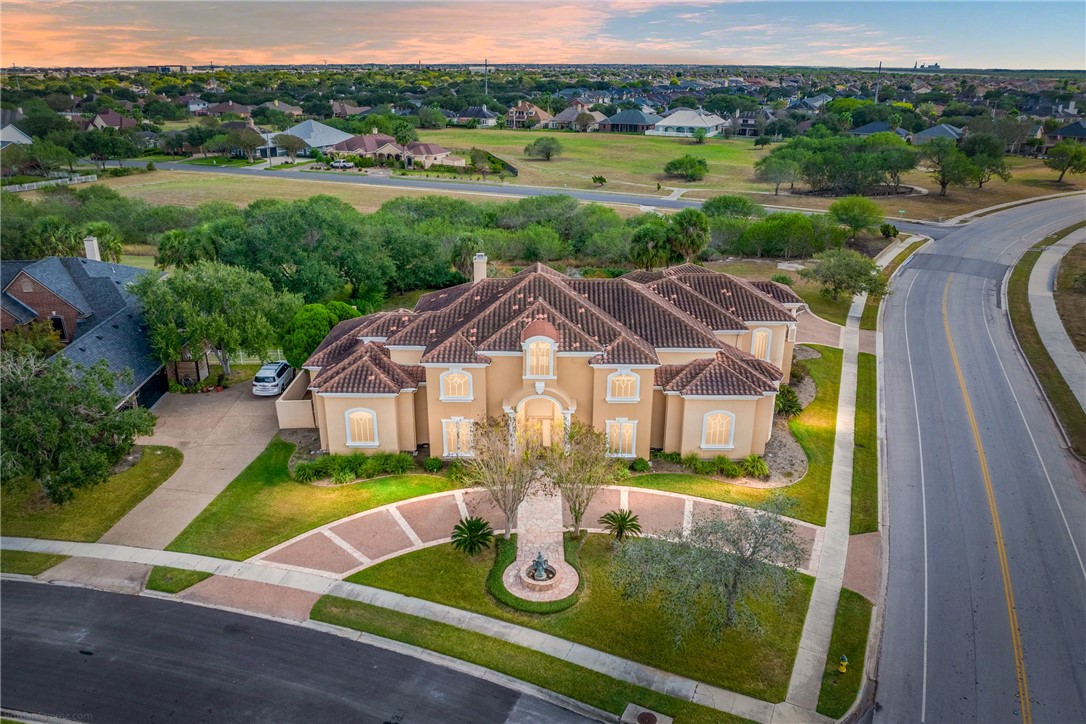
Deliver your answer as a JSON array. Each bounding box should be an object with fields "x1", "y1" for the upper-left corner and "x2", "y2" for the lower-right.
[{"x1": 942, "y1": 274, "x2": 1032, "y2": 724}]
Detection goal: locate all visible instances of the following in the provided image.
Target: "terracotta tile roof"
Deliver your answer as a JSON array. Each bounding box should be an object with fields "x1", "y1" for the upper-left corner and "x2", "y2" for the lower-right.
[
  {"x1": 309, "y1": 342, "x2": 422, "y2": 394},
  {"x1": 665, "y1": 273, "x2": 794, "y2": 322},
  {"x1": 306, "y1": 311, "x2": 417, "y2": 367},
  {"x1": 657, "y1": 348, "x2": 781, "y2": 397},
  {"x1": 643, "y1": 278, "x2": 748, "y2": 332},
  {"x1": 419, "y1": 332, "x2": 491, "y2": 365},
  {"x1": 749, "y1": 280, "x2": 804, "y2": 306}
]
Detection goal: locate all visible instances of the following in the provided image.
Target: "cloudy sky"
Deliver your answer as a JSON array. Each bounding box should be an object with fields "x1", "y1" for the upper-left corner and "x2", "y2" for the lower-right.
[{"x1": 2, "y1": 1, "x2": 1083, "y2": 69}]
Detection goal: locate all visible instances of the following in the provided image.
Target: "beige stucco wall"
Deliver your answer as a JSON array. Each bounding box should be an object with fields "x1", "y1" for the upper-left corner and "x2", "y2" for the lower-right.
[
  {"x1": 388, "y1": 347, "x2": 423, "y2": 365},
  {"x1": 679, "y1": 397, "x2": 762, "y2": 459},
  {"x1": 663, "y1": 394, "x2": 684, "y2": 452},
  {"x1": 425, "y1": 366, "x2": 490, "y2": 456},
  {"x1": 275, "y1": 371, "x2": 315, "y2": 429},
  {"x1": 590, "y1": 367, "x2": 655, "y2": 458},
  {"x1": 314, "y1": 392, "x2": 329, "y2": 450},
  {"x1": 321, "y1": 395, "x2": 403, "y2": 454},
  {"x1": 649, "y1": 389, "x2": 667, "y2": 449},
  {"x1": 657, "y1": 349, "x2": 719, "y2": 365}
]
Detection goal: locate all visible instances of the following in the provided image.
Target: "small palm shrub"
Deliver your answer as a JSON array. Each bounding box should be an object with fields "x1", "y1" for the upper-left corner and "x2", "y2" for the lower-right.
[
  {"x1": 451, "y1": 516, "x2": 494, "y2": 556},
  {"x1": 599, "y1": 509, "x2": 642, "y2": 542},
  {"x1": 776, "y1": 385, "x2": 803, "y2": 417},
  {"x1": 771, "y1": 273, "x2": 794, "y2": 286},
  {"x1": 294, "y1": 451, "x2": 415, "y2": 483},
  {"x1": 330, "y1": 467, "x2": 355, "y2": 485},
  {"x1": 741, "y1": 454, "x2": 771, "y2": 479},
  {"x1": 422, "y1": 456, "x2": 443, "y2": 473},
  {"x1": 681, "y1": 452, "x2": 701, "y2": 470},
  {"x1": 790, "y1": 359, "x2": 809, "y2": 382},
  {"x1": 629, "y1": 457, "x2": 650, "y2": 473}
]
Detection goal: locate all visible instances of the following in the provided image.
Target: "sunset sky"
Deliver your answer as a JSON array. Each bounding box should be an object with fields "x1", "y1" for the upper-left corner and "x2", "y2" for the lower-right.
[{"x1": 2, "y1": 1, "x2": 1083, "y2": 70}]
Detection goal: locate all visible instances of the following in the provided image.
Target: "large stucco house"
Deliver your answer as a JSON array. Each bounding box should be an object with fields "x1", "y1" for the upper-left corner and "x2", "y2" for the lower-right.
[{"x1": 277, "y1": 259, "x2": 803, "y2": 461}]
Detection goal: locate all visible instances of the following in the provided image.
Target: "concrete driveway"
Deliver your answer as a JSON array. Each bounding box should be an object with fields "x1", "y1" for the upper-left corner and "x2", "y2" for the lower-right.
[{"x1": 98, "y1": 384, "x2": 279, "y2": 549}]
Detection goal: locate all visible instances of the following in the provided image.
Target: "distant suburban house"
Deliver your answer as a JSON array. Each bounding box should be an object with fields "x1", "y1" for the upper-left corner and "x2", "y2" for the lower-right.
[
  {"x1": 260, "y1": 99, "x2": 304, "y2": 117},
  {"x1": 206, "y1": 101, "x2": 255, "y2": 118},
  {"x1": 505, "y1": 101, "x2": 552, "y2": 129},
  {"x1": 330, "y1": 101, "x2": 371, "y2": 118},
  {"x1": 132, "y1": 130, "x2": 160, "y2": 150},
  {"x1": 329, "y1": 130, "x2": 465, "y2": 168},
  {"x1": 647, "y1": 109, "x2": 728, "y2": 138},
  {"x1": 456, "y1": 106, "x2": 499, "y2": 127},
  {"x1": 788, "y1": 94, "x2": 833, "y2": 112},
  {"x1": 730, "y1": 109, "x2": 775, "y2": 137},
  {"x1": 0, "y1": 123, "x2": 32, "y2": 148},
  {"x1": 89, "y1": 110, "x2": 138, "y2": 131},
  {"x1": 258, "y1": 119, "x2": 354, "y2": 158},
  {"x1": 911, "y1": 124, "x2": 964, "y2": 145},
  {"x1": 848, "y1": 121, "x2": 911, "y2": 139},
  {"x1": 546, "y1": 104, "x2": 606, "y2": 131},
  {"x1": 0, "y1": 249, "x2": 167, "y2": 408},
  {"x1": 1047, "y1": 119, "x2": 1086, "y2": 147},
  {"x1": 598, "y1": 109, "x2": 662, "y2": 133}
]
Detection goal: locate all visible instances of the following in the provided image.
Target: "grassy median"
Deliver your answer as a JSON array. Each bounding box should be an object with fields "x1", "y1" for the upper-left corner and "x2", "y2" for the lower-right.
[
  {"x1": 851, "y1": 352, "x2": 879, "y2": 534},
  {"x1": 816, "y1": 588, "x2": 874, "y2": 718},
  {"x1": 0, "y1": 551, "x2": 68, "y2": 575}
]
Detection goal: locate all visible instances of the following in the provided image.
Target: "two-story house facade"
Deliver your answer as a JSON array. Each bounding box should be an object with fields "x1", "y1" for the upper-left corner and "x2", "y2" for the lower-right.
[
  {"x1": 505, "y1": 102, "x2": 552, "y2": 129},
  {"x1": 278, "y1": 260, "x2": 802, "y2": 462}
]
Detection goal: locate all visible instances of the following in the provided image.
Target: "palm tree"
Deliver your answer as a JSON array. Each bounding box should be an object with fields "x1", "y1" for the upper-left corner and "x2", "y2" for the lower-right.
[
  {"x1": 628, "y1": 223, "x2": 671, "y2": 270},
  {"x1": 450, "y1": 516, "x2": 495, "y2": 556},
  {"x1": 667, "y1": 208, "x2": 710, "y2": 262},
  {"x1": 599, "y1": 509, "x2": 642, "y2": 542},
  {"x1": 80, "y1": 221, "x2": 123, "y2": 262}
]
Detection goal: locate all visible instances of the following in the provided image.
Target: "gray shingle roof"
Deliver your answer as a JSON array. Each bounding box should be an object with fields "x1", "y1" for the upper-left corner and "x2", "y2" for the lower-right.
[
  {"x1": 281, "y1": 120, "x2": 354, "y2": 149},
  {"x1": 61, "y1": 301, "x2": 162, "y2": 400},
  {"x1": 605, "y1": 109, "x2": 663, "y2": 126},
  {"x1": 1, "y1": 292, "x2": 36, "y2": 324}
]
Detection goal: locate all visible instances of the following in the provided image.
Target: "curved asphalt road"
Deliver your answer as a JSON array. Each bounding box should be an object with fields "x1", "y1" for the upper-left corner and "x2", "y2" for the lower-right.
[
  {"x1": 0, "y1": 581, "x2": 594, "y2": 724},
  {"x1": 876, "y1": 196, "x2": 1086, "y2": 723}
]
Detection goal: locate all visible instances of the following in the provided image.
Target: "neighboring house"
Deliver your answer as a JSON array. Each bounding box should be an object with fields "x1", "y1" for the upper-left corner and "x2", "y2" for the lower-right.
[
  {"x1": 1047, "y1": 119, "x2": 1086, "y2": 147},
  {"x1": 911, "y1": 123, "x2": 964, "y2": 145},
  {"x1": 0, "y1": 107, "x2": 27, "y2": 128},
  {"x1": 0, "y1": 123, "x2": 32, "y2": 148},
  {"x1": 206, "y1": 101, "x2": 255, "y2": 118},
  {"x1": 330, "y1": 101, "x2": 371, "y2": 118},
  {"x1": 260, "y1": 99, "x2": 304, "y2": 117},
  {"x1": 546, "y1": 104, "x2": 606, "y2": 131},
  {"x1": 848, "y1": 121, "x2": 911, "y2": 139},
  {"x1": 730, "y1": 109, "x2": 775, "y2": 137},
  {"x1": 277, "y1": 261, "x2": 801, "y2": 461},
  {"x1": 89, "y1": 110, "x2": 138, "y2": 131},
  {"x1": 788, "y1": 94, "x2": 833, "y2": 112},
  {"x1": 505, "y1": 101, "x2": 552, "y2": 129},
  {"x1": 328, "y1": 130, "x2": 465, "y2": 168},
  {"x1": 132, "y1": 130, "x2": 160, "y2": 150},
  {"x1": 646, "y1": 108, "x2": 728, "y2": 138},
  {"x1": 456, "y1": 106, "x2": 499, "y2": 127},
  {"x1": 0, "y1": 249, "x2": 167, "y2": 408},
  {"x1": 598, "y1": 109, "x2": 662, "y2": 133},
  {"x1": 258, "y1": 119, "x2": 353, "y2": 158}
]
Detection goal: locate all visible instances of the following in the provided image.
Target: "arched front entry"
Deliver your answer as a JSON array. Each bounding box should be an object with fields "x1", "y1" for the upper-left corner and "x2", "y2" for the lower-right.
[{"x1": 515, "y1": 395, "x2": 565, "y2": 448}]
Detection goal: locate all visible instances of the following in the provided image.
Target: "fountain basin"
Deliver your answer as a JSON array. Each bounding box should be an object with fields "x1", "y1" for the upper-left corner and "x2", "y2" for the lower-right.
[{"x1": 502, "y1": 559, "x2": 580, "y2": 602}]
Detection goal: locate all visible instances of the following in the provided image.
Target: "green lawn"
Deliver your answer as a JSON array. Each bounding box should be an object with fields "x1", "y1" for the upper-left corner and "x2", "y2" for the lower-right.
[
  {"x1": 145, "y1": 566, "x2": 212, "y2": 593},
  {"x1": 0, "y1": 446, "x2": 182, "y2": 541},
  {"x1": 183, "y1": 157, "x2": 263, "y2": 168},
  {"x1": 627, "y1": 345, "x2": 843, "y2": 526},
  {"x1": 120, "y1": 253, "x2": 157, "y2": 270},
  {"x1": 705, "y1": 260, "x2": 852, "y2": 326},
  {"x1": 851, "y1": 353, "x2": 879, "y2": 534},
  {"x1": 0, "y1": 551, "x2": 68, "y2": 575},
  {"x1": 1, "y1": 174, "x2": 48, "y2": 185},
  {"x1": 816, "y1": 588, "x2": 874, "y2": 718},
  {"x1": 166, "y1": 437, "x2": 461, "y2": 560},
  {"x1": 861, "y1": 240, "x2": 926, "y2": 330},
  {"x1": 312, "y1": 595, "x2": 747, "y2": 724},
  {"x1": 349, "y1": 534, "x2": 812, "y2": 702},
  {"x1": 379, "y1": 288, "x2": 432, "y2": 312}
]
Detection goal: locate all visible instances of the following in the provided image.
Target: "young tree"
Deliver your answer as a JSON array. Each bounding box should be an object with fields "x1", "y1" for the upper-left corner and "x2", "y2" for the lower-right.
[
  {"x1": 702, "y1": 194, "x2": 765, "y2": 218},
  {"x1": 1044, "y1": 140, "x2": 1086, "y2": 183},
  {"x1": 800, "y1": 248, "x2": 888, "y2": 301},
  {"x1": 0, "y1": 320, "x2": 63, "y2": 359},
  {"x1": 828, "y1": 196, "x2": 884, "y2": 242},
  {"x1": 692, "y1": 127, "x2": 708, "y2": 144},
  {"x1": 544, "y1": 421, "x2": 623, "y2": 538},
  {"x1": 628, "y1": 221, "x2": 672, "y2": 270},
  {"x1": 461, "y1": 416, "x2": 537, "y2": 540},
  {"x1": 0, "y1": 354, "x2": 156, "y2": 504},
  {"x1": 524, "y1": 137, "x2": 564, "y2": 161},
  {"x1": 753, "y1": 156, "x2": 799, "y2": 195},
  {"x1": 591, "y1": 175, "x2": 606, "y2": 187},
  {"x1": 273, "y1": 133, "x2": 308, "y2": 162},
  {"x1": 469, "y1": 147, "x2": 491, "y2": 176},
  {"x1": 131, "y1": 261, "x2": 301, "y2": 376},
  {"x1": 610, "y1": 495, "x2": 804, "y2": 641},
  {"x1": 920, "y1": 137, "x2": 976, "y2": 196},
  {"x1": 668, "y1": 208, "x2": 711, "y2": 262}
]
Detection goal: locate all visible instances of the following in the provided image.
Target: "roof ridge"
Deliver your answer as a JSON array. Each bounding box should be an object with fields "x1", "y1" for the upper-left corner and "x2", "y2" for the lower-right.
[{"x1": 617, "y1": 277, "x2": 723, "y2": 348}]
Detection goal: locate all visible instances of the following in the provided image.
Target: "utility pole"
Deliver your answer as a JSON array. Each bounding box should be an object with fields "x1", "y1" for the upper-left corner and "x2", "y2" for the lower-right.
[
  {"x1": 484, "y1": 58, "x2": 488, "y2": 98},
  {"x1": 873, "y1": 61, "x2": 883, "y2": 104}
]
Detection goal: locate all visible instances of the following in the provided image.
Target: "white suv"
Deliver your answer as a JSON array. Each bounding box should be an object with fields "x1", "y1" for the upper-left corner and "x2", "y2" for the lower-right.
[
  {"x1": 252, "y1": 361, "x2": 294, "y2": 396},
  {"x1": 330, "y1": 160, "x2": 354, "y2": 169}
]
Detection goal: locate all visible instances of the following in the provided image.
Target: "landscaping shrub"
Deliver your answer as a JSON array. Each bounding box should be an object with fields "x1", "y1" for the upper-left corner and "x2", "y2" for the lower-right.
[
  {"x1": 776, "y1": 385, "x2": 803, "y2": 417},
  {"x1": 598, "y1": 509, "x2": 642, "y2": 542},
  {"x1": 629, "y1": 457, "x2": 650, "y2": 473},
  {"x1": 331, "y1": 467, "x2": 355, "y2": 485},
  {"x1": 446, "y1": 459, "x2": 467, "y2": 484},
  {"x1": 451, "y1": 516, "x2": 494, "y2": 556},
  {"x1": 880, "y1": 223, "x2": 899, "y2": 239},
  {"x1": 664, "y1": 155, "x2": 709, "y2": 181},
  {"x1": 771, "y1": 273, "x2": 794, "y2": 286},
  {"x1": 740, "y1": 454, "x2": 771, "y2": 480},
  {"x1": 710, "y1": 456, "x2": 741, "y2": 478},
  {"x1": 790, "y1": 359, "x2": 809, "y2": 382},
  {"x1": 294, "y1": 451, "x2": 415, "y2": 483},
  {"x1": 681, "y1": 452, "x2": 702, "y2": 471},
  {"x1": 651, "y1": 451, "x2": 683, "y2": 464},
  {"x1": 423, "y1": 456, "x2": 444, "y2": 473}
]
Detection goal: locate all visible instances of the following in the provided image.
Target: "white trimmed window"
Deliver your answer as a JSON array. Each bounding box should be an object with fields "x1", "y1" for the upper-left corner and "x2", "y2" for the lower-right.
[
  {"x1": 439, "y1": 369, "x2": 473, "y2": 401},
  {"x1": 442, "y1": 417, "x2": 474, "y2": 457},
  {"x1": 524, "y1": 338, "x2": 555, "y2": 378},
  {"x1": 606, "y1": 369, "x2": 639, "y2": 403},
  {"x1": 751, "y1": 328, "x2": 772, "y2": 361},
  {"x1": 701, "y1": 411, "x2": 735, "y2": 450},
  {"x1": 606, "y1": 419, "x2": 637, "y2": 458},
  {"x1": 345, "y1": 408, "x2": 378, "y2": 447}
]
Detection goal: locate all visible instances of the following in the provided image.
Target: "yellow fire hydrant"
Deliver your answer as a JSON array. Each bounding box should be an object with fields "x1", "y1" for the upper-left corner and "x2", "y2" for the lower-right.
[{"x1": 838, "y1": 655, "x2": 849, "y2": 673}]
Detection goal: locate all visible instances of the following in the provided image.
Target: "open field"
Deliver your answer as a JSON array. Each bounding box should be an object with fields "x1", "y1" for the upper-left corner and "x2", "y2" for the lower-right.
[{"x1": 1055, "y1": 240, "x2": 1086, "y2": 353}]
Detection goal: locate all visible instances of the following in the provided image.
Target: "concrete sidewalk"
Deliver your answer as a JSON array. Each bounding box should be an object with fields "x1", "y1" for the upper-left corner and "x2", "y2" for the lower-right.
[{"x1": 1029, "y1": 229, "x2": 1086, "y2": 412}]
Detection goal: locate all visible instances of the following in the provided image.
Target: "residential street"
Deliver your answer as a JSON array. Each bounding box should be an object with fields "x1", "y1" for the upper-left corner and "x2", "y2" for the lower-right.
[
  {"x1": 876, "y1": 196, "x2": 1086, "y2": 723},
  {"x1": 0, "y1": 581, "x2": 595, "y2": 724}
]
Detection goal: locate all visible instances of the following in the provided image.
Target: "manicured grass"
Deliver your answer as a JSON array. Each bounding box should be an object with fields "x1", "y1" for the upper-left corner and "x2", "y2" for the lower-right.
[
  {"x1": 311, "y1": 595, "x2": 747, "y2": 724},
  {"x1": 145, "y1": 566, "x2": 212, "y2": 593},
  {"x1": 861, "y1": 240, "x2": 927, "y2": 330},
  {"x1": 627, "y1": 345, "x2": 844, "y2": 526},
  {"x1": 167, "y1": 437, "x2": 461, "y2": 560},
  {"x1": 705, "y1": 259, "x2": 852, "y2": 326},
  {"x1": 1054, "y1": 227, "x2": 1086, "y2": 354},
  {"x1": 816, "y1": 588, "x2": 874, "y2": 718},
  {"x1": 120, "y1": 253, "x2": 157, "y2": 270},
  {"x1": 0, "y1": 551, "x2": 68, "y2": 575},
  {"x1": 485, "y1": 534, "x2": 582, "y2": 613},
  {"x1": 0, "y1": 446, "x2": 182, "y2": 542},
  {"x1": 851, "y1": 353, "x2": 879, "y2": 534},
  {"x1": 349, "y1": 533, "x2": 812, "y2": 702},
  {"x1": 183, "y1": 156, "x2": 263, "y2": 168},
  {"x1": 1008, "y1": 236, "x2": 1086, "y2": 459}
]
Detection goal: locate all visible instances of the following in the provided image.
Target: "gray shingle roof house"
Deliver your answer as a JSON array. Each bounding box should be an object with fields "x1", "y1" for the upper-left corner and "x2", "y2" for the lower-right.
[
  {"x1": 599, "y1": 109, "x2": 662, "y2": 133},
  {"x1": 1048, "y1": 119, "x2": 1086, "y2": 143},
  {"x1": 911, "y1": 124, "x2": 964, "y2": 144},
  {"x1": 848, "y1": 121, "x2": 911, "y2": 139},
  {"x1": 0, "y1": 257, "x2": 166, "y2": 407}
]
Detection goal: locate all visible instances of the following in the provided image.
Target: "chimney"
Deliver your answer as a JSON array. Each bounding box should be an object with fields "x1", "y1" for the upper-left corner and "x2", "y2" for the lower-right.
[
  {"x1": 472, "y1": 252, "x2": 488, "y2": 284},
  {"x1": 83, "y1": 236, "x2": 101, "y2": 261}
]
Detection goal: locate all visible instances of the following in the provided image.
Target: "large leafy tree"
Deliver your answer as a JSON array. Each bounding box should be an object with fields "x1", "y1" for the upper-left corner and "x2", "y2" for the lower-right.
[
  {"x1": 753, "y1": 155, "x2": 799, "y2": 195},
  {"x1": 273, "y1": 133, "x2": 308, "y2": 162},
  {"x1": 281, "y1": 301, "x2": 359, "y2": 368},
  {"x1": 0, "y1": 354, "x2": 156, "y2": 504},
  {"x1": 701, "y1": 194, "x2": 765, "y2": 218},
  {"x1": 131, "y1": 261, "x2": 301, "y2": 376},
  {"x1": 524, "y1": 137, "x2": 564, "y2": 161},
  {"x1": 919, "y1": 137, "x2": 976, "y2": 196},
  {"x1": 610, "y1": 495, "x2": 804, "y2": 641},
  {"x1": 961, "y1": 132, "x2": 1011, "y2": 188},
  {"x1": 663, "y1": 154, "x2": 708, "y2": 181},
  {"x1": 72, "y1": 129, "x2": 138, "y2": 171},
  {"x1": 1044, "y1": 140, "x2": 1086, "y2": 183},
  {"x1": 801, "y1": 247, "x2": 888, "y2": 301},
  {"x1": 667, "y1": 208, "x2": 710, "y2": 262},
  {"x1": 827, "y1": 195, "x2": 884, "y2": 242}
]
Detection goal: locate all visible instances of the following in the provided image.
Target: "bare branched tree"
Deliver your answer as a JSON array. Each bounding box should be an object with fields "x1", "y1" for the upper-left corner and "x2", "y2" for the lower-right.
[
  {"x1": 545, "y1": 420, "x2": 623, "y2": 538},
  {"x1": 461, "y1": 416, "x2": 537, "y2": 539}
]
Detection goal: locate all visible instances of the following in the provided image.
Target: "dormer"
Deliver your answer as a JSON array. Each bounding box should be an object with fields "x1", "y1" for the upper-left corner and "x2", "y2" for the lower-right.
[{"x1": 521, "y1": 318, "x2": 558, "y2": 379}]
